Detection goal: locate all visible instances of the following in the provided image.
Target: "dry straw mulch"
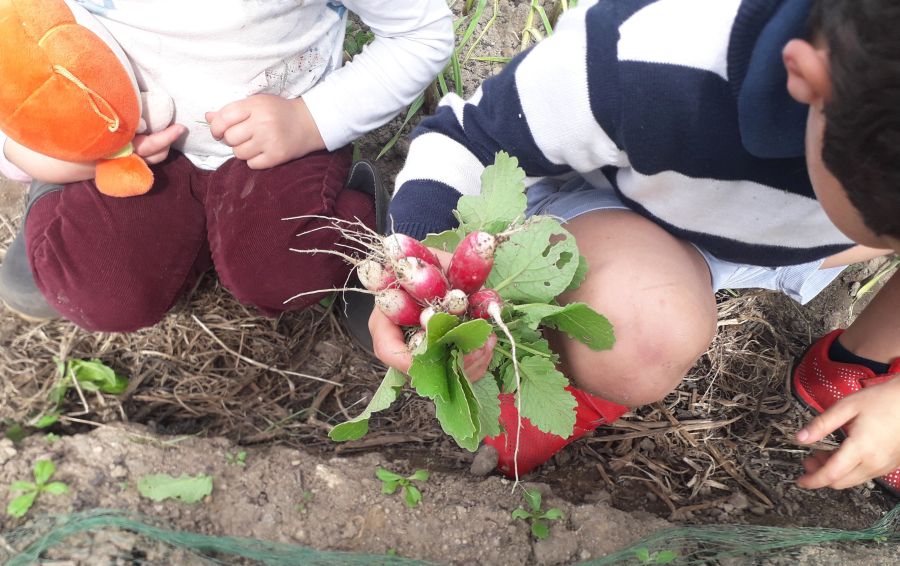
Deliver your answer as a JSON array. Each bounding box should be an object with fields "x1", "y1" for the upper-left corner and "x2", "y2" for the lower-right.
[{"x1": 1, "y1": 205, "x2": 895, "y2": 526}]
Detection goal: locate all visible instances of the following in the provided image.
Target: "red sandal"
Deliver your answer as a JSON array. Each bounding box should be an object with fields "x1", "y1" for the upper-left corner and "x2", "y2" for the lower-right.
[
  {"x1": 484, "y1": 386, "x2": 628, "y2": 477},
  {"x1": 792, "y1": 329, "x2": 900, "y2": 496}
]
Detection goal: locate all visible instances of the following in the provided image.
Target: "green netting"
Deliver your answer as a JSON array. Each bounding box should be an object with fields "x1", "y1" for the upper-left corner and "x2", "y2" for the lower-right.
[
  {"x1": 0, "y1": 510, "x2": 436, "y2": 566},
  {"x1": 1, "y1": 506, "x2": 898, "y2": 565},
  {"x1": 582, "y1": 503, "x2": 900, "y2": 565}
]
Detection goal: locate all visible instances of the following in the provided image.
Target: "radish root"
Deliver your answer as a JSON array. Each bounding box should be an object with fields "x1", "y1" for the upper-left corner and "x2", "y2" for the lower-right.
[{"x1": 488, "y1": 301, "x2": 522, "y2": 489}]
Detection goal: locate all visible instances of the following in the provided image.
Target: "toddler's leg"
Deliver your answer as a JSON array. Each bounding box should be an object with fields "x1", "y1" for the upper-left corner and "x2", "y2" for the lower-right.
[
  {"x1": 548, "y1": 209, "x2": 719, "y2": 405},
  {"x1": 206, "y1": 148, "x2": 375, "y2": 315},
  {"x1": 486, "y1": 209, "x2": 719, "y2": 476},
  {"x1": 25, "y1": 155, "x2": 210, "y2": 332}
]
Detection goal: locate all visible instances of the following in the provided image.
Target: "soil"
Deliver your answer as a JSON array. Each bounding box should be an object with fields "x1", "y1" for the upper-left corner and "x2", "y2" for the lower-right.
[{"x1": 2, "y1": 2, "x2": 900, "y2": 564}]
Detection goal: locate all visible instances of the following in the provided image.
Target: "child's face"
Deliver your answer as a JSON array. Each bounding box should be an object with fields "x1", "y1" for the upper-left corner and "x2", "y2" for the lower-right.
[{"x1": 785, "y1": 39, "x2": 900, "y2": 254}]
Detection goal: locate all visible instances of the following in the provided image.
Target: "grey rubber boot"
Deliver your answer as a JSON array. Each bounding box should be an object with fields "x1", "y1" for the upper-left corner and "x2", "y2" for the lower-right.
[
  {"x1": 340, "y1": 160, "x2": 391, "y2": 353},
  {"x1": 0, "y1": 182, "x2": 63, "y2": 321}
]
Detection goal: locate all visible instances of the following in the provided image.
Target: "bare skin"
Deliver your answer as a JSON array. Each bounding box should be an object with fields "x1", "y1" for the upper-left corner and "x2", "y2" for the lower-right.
[{"x1": 206, "y1": 94, "x2": 325, "y2": 170}]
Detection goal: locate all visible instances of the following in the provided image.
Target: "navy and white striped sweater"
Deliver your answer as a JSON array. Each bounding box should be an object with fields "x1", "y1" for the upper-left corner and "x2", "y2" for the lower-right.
[{"x1": 388, "y1": 0, "x2": 854, "y2": 267}]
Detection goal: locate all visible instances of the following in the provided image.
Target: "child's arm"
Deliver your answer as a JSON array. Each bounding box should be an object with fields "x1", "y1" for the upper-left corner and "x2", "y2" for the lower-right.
[
  {"x1": 205, "y1": 0, "x2": 454, "y2": 170},
  {"x1": 3, "y1": 137, "x2": 95, "y2": 184},
  {"x1": 386, "y1": 1, "x2": 624, "y2": 239},
  {"x1": 2, "y1": 124, "x2": 186, "y2": 185},
  {"x1": 302, "y1": 0, "x2": 455, "y2": 151}
]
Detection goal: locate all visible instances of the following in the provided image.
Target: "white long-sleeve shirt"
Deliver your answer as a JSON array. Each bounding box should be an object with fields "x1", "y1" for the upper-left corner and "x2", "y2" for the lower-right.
[{"x1": 1, "y1": 0, "x2": 453, "y2": 174}]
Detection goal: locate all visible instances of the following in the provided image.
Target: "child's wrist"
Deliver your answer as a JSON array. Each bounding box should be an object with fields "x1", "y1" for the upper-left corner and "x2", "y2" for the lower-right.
[{"x1": 294, "y1": 97, "x2": 326, "y2": 152}]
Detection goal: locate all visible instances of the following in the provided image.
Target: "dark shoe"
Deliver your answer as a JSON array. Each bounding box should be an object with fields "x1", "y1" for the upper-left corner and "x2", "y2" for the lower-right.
[
  {"x1": 0, "y1": 182, "x2": 63, "y2": 321},
  {"x1": 792, "y1": 329, "x2": 900, "y2": 497},
  {"x1": 346, "y1": 159, "x2": 390, "y2": 236},
  {"x1": 340, "y1": 160, "x2": 391, "y2": 353}
]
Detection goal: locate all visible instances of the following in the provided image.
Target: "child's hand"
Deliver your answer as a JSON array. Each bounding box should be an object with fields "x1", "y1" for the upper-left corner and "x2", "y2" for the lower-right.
[
  {"x1": 796, "y1": 377, "x2": 900, "y2": 490},
  {"x1": 369, "y1": 307, "x2": 496, "y2": 381},
  {"x1": 369, "y1": 246, "x2": 496, "y2": 381},
  {"x1": 133, "y1": 124, "x2": 186, "y2": 165},
  {"x1": 205, "y1": 94, "x2": 326, "y2": 170}
]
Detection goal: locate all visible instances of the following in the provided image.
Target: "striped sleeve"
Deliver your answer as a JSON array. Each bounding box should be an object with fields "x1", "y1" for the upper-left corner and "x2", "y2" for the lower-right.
[{"x1": 388, "y1": 1, "x2": 629, "y2": 239}]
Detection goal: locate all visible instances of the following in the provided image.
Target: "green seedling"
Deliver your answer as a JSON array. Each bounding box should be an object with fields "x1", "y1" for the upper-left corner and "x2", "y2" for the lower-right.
[
  {"x1": 44, "y1": 433, "x2": 61, "y2": 444},
  {"x1": 6, "y1": 459, "x2": 69, "y2": 518},
  {"x1": 634, "y1": 547, "x2": 678, "y2": 564},
  {"x1": 376, "y1": 468, "x2": 430, "y2": 508},
  {"x1": 344, "y1": 24, "x2": 374, "y2": 58},
  {"x1": 4, "y1": 422, "x2": 27, "y2": 443},
  {"x1": 295, "y1": 490, "x2": 314, "y2": 513},
  {"x1": 51, "y1": 357, "x2": 128, "y2": 404},
  {"x1": 511, "y1": 489, "x2": 564, "y2": 540},
  {"x1": 225, "y1": 451, "x2": 247, "y2": 467},
  {"x1": 853, "y1": 256, "x2": 899, "y2": 303},
  {"x1": 137, "y1": 473, "x2": 213, "y2": 504}
]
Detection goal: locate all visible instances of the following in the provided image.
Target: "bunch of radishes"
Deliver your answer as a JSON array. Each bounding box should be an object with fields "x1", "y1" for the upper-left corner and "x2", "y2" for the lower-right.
[
  {"x1": 359, "y1": 231, "x2": 505, "y2": 347},
  {"x1": 283, "y1": 218, "x2": 508, "y2": 340}
]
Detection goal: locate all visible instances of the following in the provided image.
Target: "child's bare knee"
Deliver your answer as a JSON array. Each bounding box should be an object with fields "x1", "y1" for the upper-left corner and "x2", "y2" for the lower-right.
[{"x1": 563, "y1": 322, "x2": 714, "y2": 407}]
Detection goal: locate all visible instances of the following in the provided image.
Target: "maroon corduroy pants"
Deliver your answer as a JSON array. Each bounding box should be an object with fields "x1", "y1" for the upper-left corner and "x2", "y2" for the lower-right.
[{"x1": 25, "y1": 147, "x2": 374, "y2": 332}]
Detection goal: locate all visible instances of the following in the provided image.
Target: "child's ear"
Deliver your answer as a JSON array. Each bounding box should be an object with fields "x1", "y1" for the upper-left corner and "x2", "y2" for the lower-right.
[{"x1": 783, "y1": 39, "x2": 831, "y2": 105}]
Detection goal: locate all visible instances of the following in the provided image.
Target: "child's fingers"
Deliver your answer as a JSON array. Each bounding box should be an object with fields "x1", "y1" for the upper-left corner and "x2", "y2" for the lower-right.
[
  {"x1": 796, "y1": 398, "x2": 859, "y2": 444},
  {"x1": 133, "y1": 124, "x2": 186, "y2": 158},
  {"x1": 368, "y1": 307, "x2": 413, "y2": 374},
  {"x1": 830, "y1": 462, "x2": 878, "y2": 490},
  {"x1": 462, "y1": 334, "x2": 497, "y2": 383},
  {"x1": 801, "y1": 451, "x2": 829, "y2": 474},
  {"x1": 220, "y1": 121, "x2": 254, "y2": 149},
  {"x1": 797, "y1": 440, "x2": 861, "y2": 489},
  {"x1": 206, "y1": 102, "x2": 251, "y2": 139},
  {"x1": 232, "y1": 139, "x2": 263, "y2": 163}
]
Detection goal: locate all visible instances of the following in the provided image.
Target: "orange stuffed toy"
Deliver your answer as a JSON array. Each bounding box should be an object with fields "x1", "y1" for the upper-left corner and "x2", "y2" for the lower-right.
[{"x1": 0, "y1": 0, "x2": 153, "y2": 197}]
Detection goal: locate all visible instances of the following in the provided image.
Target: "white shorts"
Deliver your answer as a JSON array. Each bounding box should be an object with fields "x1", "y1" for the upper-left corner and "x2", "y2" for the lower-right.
[{"x1": 525, "y1": 176, "x2": 845, "y2": 304}]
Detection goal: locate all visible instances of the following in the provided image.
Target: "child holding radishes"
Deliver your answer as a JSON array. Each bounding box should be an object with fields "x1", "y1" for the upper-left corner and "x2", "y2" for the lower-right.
[
  {"x1": 371, "y1": 0, "x2": 900, "y2": 496},
  {"x1": 0, "y1": 0, "x2": 452, "y2": 331}
]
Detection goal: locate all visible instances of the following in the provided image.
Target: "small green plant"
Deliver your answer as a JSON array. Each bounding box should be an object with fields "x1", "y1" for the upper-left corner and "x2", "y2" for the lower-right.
[
  {"x1": 137, "y1": 473, "x2": 213, "y2": 503},
  {"x1": 51, "y1": 358, "x2": 128, "y2": 403},
  {"x1": 295, "y1": 490, "x2": 314, "y2": 513},
  {"x1": 344, "y1": 23, "x2": 374, "y2": 58},
  {"x1": 6, "y1": 460, "x2": 69, "y2": 518},
  {"x1": 225, "y1": 451, "x2": 247, "y2": 467},
  {"x1": 511, "y1": 489, "x2": 564, "y2": 540},
  {"x1": 44, "y1": 433, "x2": 61, "y2": 444},
  {"x1": 376, "y1": 468, "x2": 430, "y2": 508},
  {"x1": 634, "y1": 547, "x2": 678, "y2": 564}
]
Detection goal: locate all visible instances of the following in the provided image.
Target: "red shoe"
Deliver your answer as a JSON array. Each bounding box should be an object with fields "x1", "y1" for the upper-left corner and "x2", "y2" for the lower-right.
[
  {"x1": 792, "y1": 329, "x2": 900, "y2": 496},
  {"x1": 483, "y1": 386, "x2": 628, "y2": 477}
]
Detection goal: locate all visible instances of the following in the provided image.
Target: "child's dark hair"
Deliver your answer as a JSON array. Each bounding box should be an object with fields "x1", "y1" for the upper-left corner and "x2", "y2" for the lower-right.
[{"x1": 810, "y1": 0, "x2": 900, "y2": 239}]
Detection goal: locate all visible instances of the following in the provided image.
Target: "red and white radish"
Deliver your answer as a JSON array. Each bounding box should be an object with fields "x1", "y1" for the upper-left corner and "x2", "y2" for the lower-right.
[
  {"x1": 419, "y1": 306, "x2": 436, "y2": 328},
  {"x1": 357, "y1": 259, "x2": 396, "y2": 292},
  {"x1": 384, "y1": 233, "x2": 441, "y2": 268},
  {"x1": 467, "y1": 288, "x2": 503, "y2": 320},
  {"x1": 375, "y1": 288, "x2": 423, "y2": 326},
  {"x1": 393, "y1": 257, "x2": 450, "y2": 305},
  {"x1": 447, "y1": 231, "x2": 497, "y2": 294},
  {"x1": 442, "y1": 289, "x2": 468, "y2": 316}
]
